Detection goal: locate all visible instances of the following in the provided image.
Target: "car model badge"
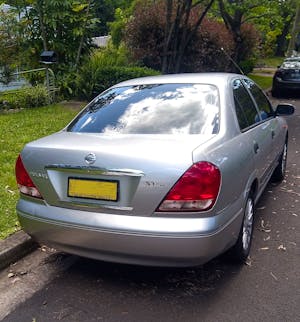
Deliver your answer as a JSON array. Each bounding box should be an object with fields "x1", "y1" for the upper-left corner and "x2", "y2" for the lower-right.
[{"x1": 85, "y1": 153, "x2": 96, "y2": 165}]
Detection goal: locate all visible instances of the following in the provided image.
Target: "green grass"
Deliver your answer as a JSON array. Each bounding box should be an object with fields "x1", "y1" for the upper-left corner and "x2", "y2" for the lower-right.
[
  {"x1": 248, "y1": 74, "x2": 273, "y2": 90},
  {"x1": 0, "y1": 104, "x2": 78, "y2": 239}
]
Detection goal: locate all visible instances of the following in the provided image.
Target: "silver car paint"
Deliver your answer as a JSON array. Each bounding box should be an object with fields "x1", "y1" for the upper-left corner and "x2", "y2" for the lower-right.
[{"x1": 17, "y1": 73, "x2": 288, "y2": 266}]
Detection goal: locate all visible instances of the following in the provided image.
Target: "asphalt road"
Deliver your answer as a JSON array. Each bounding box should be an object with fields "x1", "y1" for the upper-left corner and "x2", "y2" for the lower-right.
[{"x1": 1, "y1": 96, "x2": 299, "y2": 322}]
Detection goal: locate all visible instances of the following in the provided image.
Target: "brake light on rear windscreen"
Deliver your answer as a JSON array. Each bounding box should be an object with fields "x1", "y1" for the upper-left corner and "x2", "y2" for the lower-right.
[
  {"x1": 15, "y1": 154, "x2": 42, "y2": 199},
  {"x1": 157, "y1": 162, "x2": 221, "y2": 212}
]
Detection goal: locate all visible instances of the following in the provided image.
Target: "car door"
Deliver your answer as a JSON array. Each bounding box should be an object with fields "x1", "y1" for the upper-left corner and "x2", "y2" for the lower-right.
[
  {"x1": 242, "y1": 79, "x2": 281, "y2": 178},
  {"x1": 232, "y1": 79, "x2": 273, "y2": 191}
]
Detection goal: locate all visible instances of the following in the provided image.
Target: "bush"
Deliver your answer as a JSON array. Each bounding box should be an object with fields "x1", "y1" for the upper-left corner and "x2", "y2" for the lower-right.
[
  {"x1": 76, "y1": 65, "x2": 160, "y2": 100},
  {"x1": 0, "y1": 85, "x2": 49, "y2": 110},
  {"x1": 240, "y1": 59, "x2": 256, "y2": 74}
]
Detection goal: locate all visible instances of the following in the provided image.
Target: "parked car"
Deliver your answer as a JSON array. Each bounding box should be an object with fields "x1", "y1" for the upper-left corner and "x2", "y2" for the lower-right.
[
  {"x1": 272, "y1": 56, "x2": 300, "y2": 97},
  {"x1": 16, "y1": 73, "x2": 294, "y2": 267}
]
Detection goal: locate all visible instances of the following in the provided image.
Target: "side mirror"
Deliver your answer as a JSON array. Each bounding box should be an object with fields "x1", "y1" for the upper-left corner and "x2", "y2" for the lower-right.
[{"x1": 275, "y1": 103, "x2": 295, "y2": 116}]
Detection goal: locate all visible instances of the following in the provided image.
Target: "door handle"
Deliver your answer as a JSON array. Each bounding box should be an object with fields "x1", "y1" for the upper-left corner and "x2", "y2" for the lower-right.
[
  {"x1": 254, "y1": 142, "x2": 259, "y2": 154},
  {"x1": 271, "y1": 130, "x2": 275, "y2": 139}
]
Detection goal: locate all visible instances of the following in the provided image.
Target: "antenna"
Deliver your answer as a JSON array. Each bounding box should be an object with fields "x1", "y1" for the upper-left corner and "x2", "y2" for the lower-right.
[{"x1": 220, "y1": 47, "x2": 245, "y2": 75}]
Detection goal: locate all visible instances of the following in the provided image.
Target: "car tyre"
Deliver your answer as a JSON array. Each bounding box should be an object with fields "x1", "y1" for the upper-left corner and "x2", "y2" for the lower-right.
[
  {"x1": 272, "y1": 141, "x2": 288, "y2": 182},
  {"x1": 229, "y1": 194, "x2": 254, "y2": 263},
  {"x1": 271, "y1": 88, "x2": 280, "y2": 98}
]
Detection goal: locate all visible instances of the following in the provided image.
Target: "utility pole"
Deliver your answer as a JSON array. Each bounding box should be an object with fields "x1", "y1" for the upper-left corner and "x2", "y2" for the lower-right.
[{"x1": 287, "y1": 2, "x2": 300, "y2": 56}]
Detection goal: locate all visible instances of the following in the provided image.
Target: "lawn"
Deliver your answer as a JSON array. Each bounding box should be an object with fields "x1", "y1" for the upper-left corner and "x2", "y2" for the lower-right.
[
  {"x1": 248, "y1": 74, "x2": 273, "y2": 90},
  {"x1": 0, "y1": 104, "x2": 79, "y2": 239}
]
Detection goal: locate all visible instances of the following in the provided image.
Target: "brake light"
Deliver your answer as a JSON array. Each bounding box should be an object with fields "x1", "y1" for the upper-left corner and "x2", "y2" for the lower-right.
[
  {"x1": 157, "y1": 162, "x2": 221, "y2": 212},
  {"x1": 15, "y1": 154, "x2": 42, "y2": 199}
]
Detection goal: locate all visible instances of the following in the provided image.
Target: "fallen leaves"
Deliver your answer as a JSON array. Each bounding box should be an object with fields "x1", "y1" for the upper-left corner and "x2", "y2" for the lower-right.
[
  {"x1": 5, "y1": 185, "x2": 15, "y2": 195},
  {"x1": 277, "y1": 244, "x2": 287, "y2": 251},
  {"x1": 259, "y1": 220, "x2": 271, "y2": 233}
]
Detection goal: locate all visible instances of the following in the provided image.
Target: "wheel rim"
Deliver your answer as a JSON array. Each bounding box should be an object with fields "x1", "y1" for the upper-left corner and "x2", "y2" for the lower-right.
[
  {"x1": 281, "y1": 143, "x2": 287, "y2": 175},
  {"x1": 242, "y1": 198, "x2": 254, "y2": 252}
]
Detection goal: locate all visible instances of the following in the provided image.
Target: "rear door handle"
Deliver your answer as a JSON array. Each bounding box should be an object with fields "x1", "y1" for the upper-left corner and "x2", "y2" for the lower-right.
[
  {"x1": 271, "y1": 130, "x2": 275, "y2": 139},
  {"x1": 254, "y1": 142, "x2": 259, "y2": 154}
]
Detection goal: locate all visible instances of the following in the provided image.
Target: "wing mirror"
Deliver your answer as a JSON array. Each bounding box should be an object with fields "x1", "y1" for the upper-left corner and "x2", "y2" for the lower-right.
[{"x1": 275, "y1": 103, "x2": 295, "y2": 116}]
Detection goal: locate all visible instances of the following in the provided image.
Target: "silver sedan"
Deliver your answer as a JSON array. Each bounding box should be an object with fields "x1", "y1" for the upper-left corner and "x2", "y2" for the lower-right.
[{"x1": 16, "y1": 73, "x2": 294, "y2": 266}]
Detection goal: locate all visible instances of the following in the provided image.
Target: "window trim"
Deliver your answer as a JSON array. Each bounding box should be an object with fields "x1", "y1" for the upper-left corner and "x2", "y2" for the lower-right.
[{"x1": 241, "y1": 78, "x2": 275, "y2": 122}]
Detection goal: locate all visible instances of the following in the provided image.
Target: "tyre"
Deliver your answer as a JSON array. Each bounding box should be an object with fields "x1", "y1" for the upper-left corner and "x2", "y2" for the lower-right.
[
  {"x1": 271, "y1": 88, "x2": 280, "y2": 98},
  {"x1": 230, "y1": 194, "x2": 255, "y2": 263},
  {"x1": 272, "y1": 141, "x2": 288, "y2": 182}
]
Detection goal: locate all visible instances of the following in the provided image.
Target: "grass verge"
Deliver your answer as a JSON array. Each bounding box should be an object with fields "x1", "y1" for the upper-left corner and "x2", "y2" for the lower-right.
[
  {"x1": 0, "y1": 104, "x2": 79, "y2": 239},
  {"x1": 248, "y1": 74, "x2": 273, "y2": 90}
]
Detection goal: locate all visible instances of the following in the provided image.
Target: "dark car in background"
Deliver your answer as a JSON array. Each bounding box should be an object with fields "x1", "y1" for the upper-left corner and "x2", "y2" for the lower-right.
[{"x1": 272, "y1": 56, "x2": 300, "y2": 97}]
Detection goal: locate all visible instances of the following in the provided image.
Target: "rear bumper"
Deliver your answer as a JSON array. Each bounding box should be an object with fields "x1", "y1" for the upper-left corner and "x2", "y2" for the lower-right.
[
  {"x1": 17, "y1": 199, "x2": 243, "y2": 267},
  {"x1": 273, "y1": 78, "x2": 300, "y2": 91}
]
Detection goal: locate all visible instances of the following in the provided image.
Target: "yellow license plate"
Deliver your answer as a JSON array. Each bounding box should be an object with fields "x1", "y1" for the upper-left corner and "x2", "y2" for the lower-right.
[{"x1": 68, "y1": 178, "x2": 118, "y2": 201}]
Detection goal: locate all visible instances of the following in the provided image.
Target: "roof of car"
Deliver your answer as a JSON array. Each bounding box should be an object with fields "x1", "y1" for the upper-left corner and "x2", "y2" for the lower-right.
[{"x1": 112, "y1": 73, "x2": 245, "y2": 88}]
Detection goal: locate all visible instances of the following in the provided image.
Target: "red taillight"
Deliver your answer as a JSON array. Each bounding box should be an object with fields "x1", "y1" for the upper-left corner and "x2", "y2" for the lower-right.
[
  {"x1": 15, "y1": 154, "x2": 42, "y2": 199},
  {"x1": 157, "y1": 162, "x2": 221, "y2": 212}
]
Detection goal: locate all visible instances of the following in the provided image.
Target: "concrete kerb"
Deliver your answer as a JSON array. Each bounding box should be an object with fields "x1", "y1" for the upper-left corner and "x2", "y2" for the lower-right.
[{"x1": 0, "y1": 231, "x2": 38, "y2": 271}]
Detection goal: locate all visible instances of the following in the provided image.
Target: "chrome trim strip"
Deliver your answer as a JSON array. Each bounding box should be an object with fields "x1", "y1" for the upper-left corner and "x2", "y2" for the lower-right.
[{"x1": 45, "y1": 164, "x2": 144, "y2": 177}]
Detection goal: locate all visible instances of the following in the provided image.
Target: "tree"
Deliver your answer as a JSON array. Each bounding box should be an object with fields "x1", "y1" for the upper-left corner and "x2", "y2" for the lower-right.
[
  {"x1": 162, "y1": 0, "x2": 215, "y2": 73},
  {"x1": 126, "y1": 0, "x2": 216, "y2": 74},
  {"x1": 5, "y1": 0, "x2": 97, "y2": 71},
  {"x1": 94, "y1": 0, "x2": 134, "y2": 36},
  {"x1": 218, "y1": 0, "x2": 268, "y2": 64},
  {"x1": 125, "y1": 0, "x2": 234, "y2": 73},
  {"x1": 0, "y1": 7, "x2": 21, "y2": 84},
  {"x1": 287, "y1": 1, "x2": 300, "y2": 56}
]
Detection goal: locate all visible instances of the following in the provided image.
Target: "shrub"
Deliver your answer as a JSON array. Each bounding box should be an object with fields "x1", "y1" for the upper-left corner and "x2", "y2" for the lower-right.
[
  {"x1": 76, "y1": 65, "x2": 160, "y2": 100},
  {"x1": 0, "y1": 85, "x2": 49, "y2": 110},
  {"x1": 240, "y1": 59, "x2": 256, "y2": 75}
]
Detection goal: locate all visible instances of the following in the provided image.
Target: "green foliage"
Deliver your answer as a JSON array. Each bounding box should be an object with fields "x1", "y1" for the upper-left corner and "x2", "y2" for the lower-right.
[
  {"x1": 94, "y1": 0, "x2": 134, "y2": 36},
  {"x1": 0, "y1": 86, "x2": 49, "y2": 110},
  {"x1": 0, "y1": 104, "x2": 78, "y2": 239},
  {"x1": 240, "y1": 59, "x2": 256, "y2": 74},
  {"x1": 5, "y1": 0, "x2": 98, "y2": 72},
  {"x1": 57, "y1": 45, "x2": 134, "y2": 99},
  {"x1": 109, "y1": 3, "x2": 135, "y2": 47},
  {"x1": 0, "y1": 8, "x2": 21, "y2": 80},
  {"x1": 77, "y1": 64, "x2": 159, "y2": 100}
]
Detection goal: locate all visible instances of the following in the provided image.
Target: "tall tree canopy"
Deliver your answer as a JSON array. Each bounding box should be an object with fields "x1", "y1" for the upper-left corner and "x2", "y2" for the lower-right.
[{"x1": 125, "y1": 0, "x2": 237, "y2": 73}]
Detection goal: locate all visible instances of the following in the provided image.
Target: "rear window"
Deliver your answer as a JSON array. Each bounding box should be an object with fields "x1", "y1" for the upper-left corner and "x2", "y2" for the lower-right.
[{"x1": 67, "y1": 84, "x2": 220, "y2": 135}]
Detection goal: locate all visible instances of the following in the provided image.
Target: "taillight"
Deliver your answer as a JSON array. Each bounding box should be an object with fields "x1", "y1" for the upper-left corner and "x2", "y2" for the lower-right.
[
  {"x1": 15, "y1": 154, "x2": 42, "y2": 199},
  {"x1": 157, "y1": 162, "x2": 221, "y2": 212}
]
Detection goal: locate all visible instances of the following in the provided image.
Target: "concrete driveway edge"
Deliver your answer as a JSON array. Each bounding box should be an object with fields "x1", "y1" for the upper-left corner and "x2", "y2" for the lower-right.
[{"x1": 0, "y1": 231, "x2": 38, "y2": 271}]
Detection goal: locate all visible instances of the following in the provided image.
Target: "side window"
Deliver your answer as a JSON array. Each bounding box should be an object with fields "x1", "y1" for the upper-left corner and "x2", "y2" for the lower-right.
[
  {"x1": 232, "y1": 79, "x2": 260, "y2": 130},
  {"x1": 243, "y1": 79, "x2": 274, "y2": 120}
]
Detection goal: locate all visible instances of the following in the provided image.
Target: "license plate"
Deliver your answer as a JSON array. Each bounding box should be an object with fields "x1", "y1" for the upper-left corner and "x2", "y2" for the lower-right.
[{"x1": 68, "y1": 178, "x2": 118, "y2": 201}]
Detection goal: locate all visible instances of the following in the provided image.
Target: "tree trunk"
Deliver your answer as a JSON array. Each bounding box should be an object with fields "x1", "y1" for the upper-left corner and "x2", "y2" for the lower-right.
[
  {"x1": 161, "y1": 0, "x2": 173, "y2": 74},
  {"x1": 287, "y1": 2, "x2": 300, "y2": 56},
  {"x1": 75, "y1": 0, "x2": 92, "y2": 70},
  {"x1": 36, "y1": 0, "x2": 48, "y2": 51},
  {"x1": 275, "y1": 16, "x2": 293, "y2": 57}
]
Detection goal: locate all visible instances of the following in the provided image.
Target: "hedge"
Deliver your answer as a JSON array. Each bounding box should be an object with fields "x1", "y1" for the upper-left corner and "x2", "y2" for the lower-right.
[
  {"x1": 76, "y1": 66, "x2": 160, "y2": 100},
  {"x1": 0, "y1": 85, "x2": 49, "y2": 110}
]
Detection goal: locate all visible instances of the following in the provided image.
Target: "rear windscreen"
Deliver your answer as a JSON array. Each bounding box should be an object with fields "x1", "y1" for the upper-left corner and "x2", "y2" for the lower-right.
[{"x1": 67, "y1": 83, "x2": 220, "y2": 135}]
